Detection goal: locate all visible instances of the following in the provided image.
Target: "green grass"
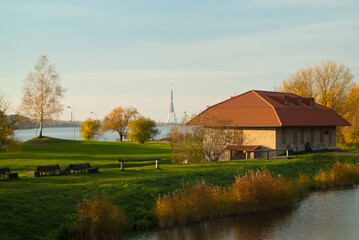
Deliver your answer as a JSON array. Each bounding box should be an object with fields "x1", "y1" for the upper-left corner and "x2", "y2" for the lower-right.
[{"x1": 1, "y1": 137, "x2": 359, "y2": 239}]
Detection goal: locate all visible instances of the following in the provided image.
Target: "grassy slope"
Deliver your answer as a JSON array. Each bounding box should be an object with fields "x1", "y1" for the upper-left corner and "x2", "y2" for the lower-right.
[{"x1": 0, "y1": 137, "x2": 358, "y2": 239}]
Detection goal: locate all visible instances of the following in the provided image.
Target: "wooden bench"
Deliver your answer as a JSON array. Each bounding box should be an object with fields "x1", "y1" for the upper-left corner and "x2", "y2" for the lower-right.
[
  {"x1": 68, "y1": 163, "x2": 99, "y2": 173},
  {"x1": 36, "y1": 165, "x2": 66, "y2": 176},
  {"x1": 0, "y1": 167, "x2": 18, "y2": 179},
  {"x1": 118, "y1": 157, "x2": 161, "y2": 171}
]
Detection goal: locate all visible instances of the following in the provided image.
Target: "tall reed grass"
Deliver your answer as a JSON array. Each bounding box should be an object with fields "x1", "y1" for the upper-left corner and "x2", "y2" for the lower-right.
[
  {"x1": 156, "y1": 169, "x2": 298, "y2": 228},
  {"x1": 74, "y1": 195, "x2": 126, "y2": 240},
  {"x1": 314, "y1": 161, "x2": 359, "y2": 189}
]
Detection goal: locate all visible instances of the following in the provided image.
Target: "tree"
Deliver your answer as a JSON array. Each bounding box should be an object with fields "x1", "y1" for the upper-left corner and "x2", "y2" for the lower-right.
[
  {"x1": 279, "y1": 61, "x2": 355, "y2": 116},
  {"x1": 19, "y1": 56, "x2": 65, "y2": 138},
  {"x1": 127, "y1": 117, "x2": 159, "y2": 143},
  {"x1": 168, "y1": 114, "x2": 237, "y2": 163},
  {"x1": 80, "y1": 118, "x2": 101, "y2": 140},
  {"x1": 102, "y1": 106, "x2": 138, "y2": 141},
  {"x1": 0, "y1": 94, "x2": 18, "y2": 151},
  {"x1": 342, "y1": 83, "x2": 359, "y2": 144}
]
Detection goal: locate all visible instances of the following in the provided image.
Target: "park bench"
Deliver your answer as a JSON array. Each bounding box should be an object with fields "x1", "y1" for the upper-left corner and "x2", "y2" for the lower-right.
[
  {"x1": 0, "y1": 167, "x2": 18, "y2": 179},
  {"x1": 36, "y1": 164, "x2": 66, "y2": 176},
  {"x1": 118, "y1": 157, "x2": 161, "y2": 171},
  {"x1": 68, "y1": 163, "x2": 99, "y2": 173}
]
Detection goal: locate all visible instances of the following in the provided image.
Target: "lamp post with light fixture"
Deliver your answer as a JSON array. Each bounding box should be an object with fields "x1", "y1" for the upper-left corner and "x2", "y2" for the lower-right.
[{"x1": 67, "y1": 106, "x2": 75, "y2": 140}]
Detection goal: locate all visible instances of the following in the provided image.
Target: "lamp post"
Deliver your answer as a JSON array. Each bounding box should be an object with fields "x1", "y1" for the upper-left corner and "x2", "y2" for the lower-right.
[
  {"x1": 67, "y1": 106, "x2": 75, "y2": 140},
  {"x1": 90, "y1": 112, "x2": 97, "y2": 120}
]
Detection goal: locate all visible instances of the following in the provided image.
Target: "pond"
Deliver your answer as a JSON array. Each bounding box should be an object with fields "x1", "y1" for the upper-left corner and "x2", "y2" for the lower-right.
[{"x1": 126, "y1": 187, "x2": 359, "y2": 240}]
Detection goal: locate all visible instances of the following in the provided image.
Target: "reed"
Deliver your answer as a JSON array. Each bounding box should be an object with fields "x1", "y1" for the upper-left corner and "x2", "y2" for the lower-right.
[
  {"x1": 74, "y1": 195, "x2": 126, "y2": 240},
  {"x1": 156, "y1": 169, "x2": 299, "y2": 228},
  {"x1": 298, "y1": 174, "x2": 311, "y2": 192},
  {"x1": 314, "y1": 161, "x2": 359, "y2": 189}
]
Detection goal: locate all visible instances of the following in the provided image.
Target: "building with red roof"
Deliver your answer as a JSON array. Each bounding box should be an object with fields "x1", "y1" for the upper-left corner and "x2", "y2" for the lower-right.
[{"x1": 188, "y1": 90, "x2": 350, "y2": 160}]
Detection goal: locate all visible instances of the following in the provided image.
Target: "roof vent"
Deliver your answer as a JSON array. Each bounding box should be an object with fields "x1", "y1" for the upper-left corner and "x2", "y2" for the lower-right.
[
  {"x1": 310, "y1": 98, "x2": 315, "y2": 107},
  {"x1": 284, "y1": 96, "x2": 290, "y2": 105},
  {"x1": 298, "y1": 97, "x2": 303, "y2": 106}
]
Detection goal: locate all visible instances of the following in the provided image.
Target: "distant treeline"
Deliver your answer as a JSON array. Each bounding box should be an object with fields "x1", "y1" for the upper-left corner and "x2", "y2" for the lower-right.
[{"x1": 9, "y1": 115, "x2": 82, "y2": 130}]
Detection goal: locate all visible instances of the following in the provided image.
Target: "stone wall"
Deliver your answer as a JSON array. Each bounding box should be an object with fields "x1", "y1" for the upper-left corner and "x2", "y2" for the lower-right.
[{"x1": 276, "y1": 126, "x2": 336, "y2": 151}]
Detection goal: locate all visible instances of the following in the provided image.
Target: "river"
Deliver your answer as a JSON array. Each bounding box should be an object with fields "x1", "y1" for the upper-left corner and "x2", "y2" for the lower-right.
[
  {"x1": 126, "y1": 187, "x2": 359, "y2": 240},
  {"x1": 14, "y1": 126, "x2": 172, "y2": 142}
]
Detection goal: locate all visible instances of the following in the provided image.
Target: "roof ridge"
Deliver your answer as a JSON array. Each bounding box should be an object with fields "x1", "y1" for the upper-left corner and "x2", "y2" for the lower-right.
[{"x1": 252, "y1": 90, "x2": 282, "y2": 126}]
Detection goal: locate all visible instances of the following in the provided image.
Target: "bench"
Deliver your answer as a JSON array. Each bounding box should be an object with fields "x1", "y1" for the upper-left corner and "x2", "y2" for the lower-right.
[
  {"x1": 36, "y1": 165, "x2": 66, "y2": 176},
  {"x1": 0, "y1": 167, "x2": 18, "y2": 179},
  {"x1": 118, "y1": 157, "x2": 161, "y2": 171},
  {"x1": 68, "y1": 163, "x2": 99, "y2": 173}
]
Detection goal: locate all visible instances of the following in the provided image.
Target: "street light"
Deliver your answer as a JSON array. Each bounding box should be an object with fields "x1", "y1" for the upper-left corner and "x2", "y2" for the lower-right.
[
  {"x1": 67, "y1": 106, "x2": 75, "y2": 140},
  {"x1": 90, "y1": 112, "x2": 97, "y2": 120}
]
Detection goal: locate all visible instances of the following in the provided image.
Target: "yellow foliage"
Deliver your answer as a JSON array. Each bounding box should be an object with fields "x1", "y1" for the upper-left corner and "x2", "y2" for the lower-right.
[
  {"x1": 80, "y1": 118, "x2": 100, "y2": 140},
  {"x1": 314, "y1": 161, "x2": 359, "y2": 189},
  {"x1": 156, "y1": 169, "x2": 298, "y2": 228}
]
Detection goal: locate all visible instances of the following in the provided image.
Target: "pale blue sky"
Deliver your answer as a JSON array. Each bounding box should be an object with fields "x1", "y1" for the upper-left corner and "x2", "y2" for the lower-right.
[{"x1": 1, "y1": 0, "x2": 358, "y2": 121}]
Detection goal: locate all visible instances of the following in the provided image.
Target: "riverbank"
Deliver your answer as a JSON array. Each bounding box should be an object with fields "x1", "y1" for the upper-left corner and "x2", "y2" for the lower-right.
[{"x1": 1, "y1": 137, "x2": 359, "y2": 239}]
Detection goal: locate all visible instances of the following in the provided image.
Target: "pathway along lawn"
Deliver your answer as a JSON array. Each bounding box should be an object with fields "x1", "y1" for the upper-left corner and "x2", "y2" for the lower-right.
[{"x1": 1, "y1": 137, "x2": 359, "y2": 239}]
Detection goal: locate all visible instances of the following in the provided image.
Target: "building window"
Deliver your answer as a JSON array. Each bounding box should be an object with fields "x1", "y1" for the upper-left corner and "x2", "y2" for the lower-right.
[
  {"x1": 293, "y1": 132, "x2": 298, "y2": 146},
  {"x1": 282, "y1": 128, "x2": 286, "y2": 145},
  {"x1": 310, "y1": 128, "x2": 314, "y2": 143},
  {"x1": 329, "y1": 129, "x2": 333, "y2": 145},
  {"x1": 284, "y1": 96, "x2": 290, "y2": 105},
  {"x1": 320, "y1": 128, "x2": 324, "y2": 143},
  {"x1": 300, "y1": 129, "x2": 304, "y2": 144},
  {"x1": 298, "y1": 97, "x2": 303, "y2": 106},
  {"x1": 324, "y1": 130, "x2": 329, "y2": 135}
]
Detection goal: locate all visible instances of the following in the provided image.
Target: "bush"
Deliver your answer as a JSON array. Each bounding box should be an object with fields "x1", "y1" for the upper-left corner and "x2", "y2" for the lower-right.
[
  {"x1": 314, "y1": 161, "x2": 359, "y2": 189},
  {"x1": 80, "y1": 119, "x2": 101, "y2": 141},
  {"x1": 74, "y1": 195, "x2": 126, "y2": 240},
  {"x1": 127, "y1": 117, "x2": 158, "y2": 143}
]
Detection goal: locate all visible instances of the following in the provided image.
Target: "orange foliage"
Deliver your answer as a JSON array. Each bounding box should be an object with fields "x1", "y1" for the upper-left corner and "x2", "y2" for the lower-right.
[
  {"x1": 314, "y1": 161, "x2": 359, "y2": 189},
  {"x1": 74, "y1": 195, "x2": 126, "y2": 240},
  {"x1": 156, "y1": 169, "x2": 298, "y2": 228}
]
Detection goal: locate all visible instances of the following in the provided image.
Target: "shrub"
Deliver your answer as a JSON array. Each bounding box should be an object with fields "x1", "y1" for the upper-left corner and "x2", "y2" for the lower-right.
[
  {"x1": 314, "y1": 161, "x2": 359, "y2": 189},
  {"x1": 80, "y1": 119, "x2": 101, "y2": 141},
  {"x1": 74, "y1": 195, "x2": 126, "y2": 240}
]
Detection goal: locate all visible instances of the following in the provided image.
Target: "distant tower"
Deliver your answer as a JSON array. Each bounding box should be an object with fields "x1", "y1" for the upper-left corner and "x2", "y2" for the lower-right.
[{"x1": 166, "y1": 80, "x2": 177, "y2": 124}]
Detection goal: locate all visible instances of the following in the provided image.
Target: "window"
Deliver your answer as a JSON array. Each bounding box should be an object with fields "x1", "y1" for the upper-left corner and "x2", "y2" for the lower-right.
[
  {"x1": 300, "y1": 129, "x2": 304, "y2": 144},
  {"x1": 282, "y1": 128, "x2": 286, "y2": 145},
  {"x1": 324, "y1": 130, "x2": 329, "y2": 135},
  {"x1": 284, "y1": 96, "x2": 290, "y2": 105},
  {"x1": 310, "y1": 128, "x2": 314, "y2": 143},
  {"x1": 298, "y1": 97, "x2": 303, "y2": 106}
]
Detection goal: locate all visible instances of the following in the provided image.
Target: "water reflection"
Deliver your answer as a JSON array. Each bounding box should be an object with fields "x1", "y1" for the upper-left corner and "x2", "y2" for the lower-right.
[{"x1": 127, "y1": 188, "x2": 359, "y2": 240}]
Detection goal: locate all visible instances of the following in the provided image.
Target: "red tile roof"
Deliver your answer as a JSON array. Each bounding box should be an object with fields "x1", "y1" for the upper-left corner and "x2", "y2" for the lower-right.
[
  {"x1": 226, "y1": 145, "x2": 260, "y2": 151},
  {"x1": 188, "y1": 90, "x2": 350, "y2": 127}
]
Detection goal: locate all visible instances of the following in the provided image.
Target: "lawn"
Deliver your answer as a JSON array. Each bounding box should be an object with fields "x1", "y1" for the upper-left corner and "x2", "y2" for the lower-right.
[{"x1": 0, "y1": 137, "x2": 358, "y2": 239}]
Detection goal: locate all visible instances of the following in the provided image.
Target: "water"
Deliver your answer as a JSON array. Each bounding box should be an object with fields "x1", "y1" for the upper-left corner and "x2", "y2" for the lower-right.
[
  {"x1": 14, "y1": 126, "x2": 172, "y2": 142},
  {"x1": 127, "y1": 188, "x2": 359, "y2": 240}
]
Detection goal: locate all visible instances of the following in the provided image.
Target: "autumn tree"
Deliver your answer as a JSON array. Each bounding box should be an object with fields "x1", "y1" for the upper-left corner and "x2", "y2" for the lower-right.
[
  {"x1": 80, "y1": 118, "x2": 101, "y2": 141},
  {"x1": 0, "y1": 94, "x2": 18, "y2": 151},
  {"x1": 19, "y1": 56, "x2": 65, "y2": 138},
  {"x1": 342, "y1": 83, "x2": 359, "y2": 144},
  {"x1": 127, "y1": 117, "x2": 159, "y2": 143},
  {"x1": 102, "y1": 106, "x2": 138, "y2": 141},
  {"x1": 279, "y1": 61, "x2": 355, "y2": 116}
]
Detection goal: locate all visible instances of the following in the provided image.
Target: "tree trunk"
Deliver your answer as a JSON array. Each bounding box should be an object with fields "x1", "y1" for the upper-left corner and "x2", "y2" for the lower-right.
[
  {"x1": 39, "y1": 120, "x2": 43, "y2": 138},
  {"x1": 120, "y1": 133, "x2": 124, "y2": 141}
]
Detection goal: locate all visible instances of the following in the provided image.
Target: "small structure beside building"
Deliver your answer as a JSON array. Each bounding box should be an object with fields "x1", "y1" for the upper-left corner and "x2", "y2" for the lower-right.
[{"x1": 188, "y1": 90, "x2": 350, "y2": 160}]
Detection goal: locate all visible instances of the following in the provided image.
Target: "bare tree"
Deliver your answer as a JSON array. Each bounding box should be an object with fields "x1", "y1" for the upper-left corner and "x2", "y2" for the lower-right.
[
  {"x1": 279, "y1": 61, "x2": 355, "y2": 116},
  {"x1": 19, "y1": 56, "x2": 65, "y2": 138}
]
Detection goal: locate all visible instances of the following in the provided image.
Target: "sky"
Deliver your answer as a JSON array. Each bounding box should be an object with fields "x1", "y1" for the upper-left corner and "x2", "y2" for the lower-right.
[{"x1": 1, "y1": 0, "x2": 359, "y2": 121}]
